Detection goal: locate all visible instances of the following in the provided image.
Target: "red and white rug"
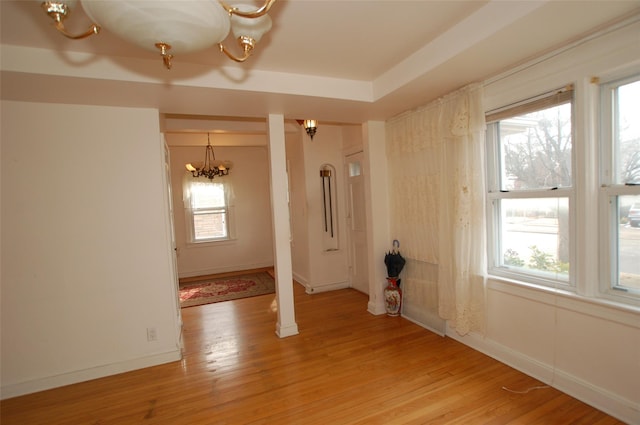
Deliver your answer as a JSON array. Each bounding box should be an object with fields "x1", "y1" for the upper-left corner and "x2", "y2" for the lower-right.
[{"x1": 179, "y1": 271, "x2": 275, "y2": 308}]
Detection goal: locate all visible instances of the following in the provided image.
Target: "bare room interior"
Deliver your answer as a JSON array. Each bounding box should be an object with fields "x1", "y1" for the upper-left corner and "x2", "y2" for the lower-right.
[{"x1": 1, "y1": 1, "x2": 639, "y2": 423}]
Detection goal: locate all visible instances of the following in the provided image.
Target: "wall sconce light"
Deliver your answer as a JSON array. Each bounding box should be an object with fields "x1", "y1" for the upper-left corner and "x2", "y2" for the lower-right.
[
  {"x1": 297, "y1": 119, "x2": 318, "y2": 140},
  {"x1": 304, "y1": 120, "x2": 318, "y2": 140}
]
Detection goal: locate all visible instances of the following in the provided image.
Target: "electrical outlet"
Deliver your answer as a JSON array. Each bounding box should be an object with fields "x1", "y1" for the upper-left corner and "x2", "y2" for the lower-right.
[{"x1": 147, "y1": 327, "x2": 158, "y2": 342}]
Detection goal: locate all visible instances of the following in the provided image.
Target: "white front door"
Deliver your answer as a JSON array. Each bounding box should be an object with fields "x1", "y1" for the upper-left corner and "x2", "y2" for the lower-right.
[{"x1": 345, "y1": 151, "x2": 369, "y2": 294}]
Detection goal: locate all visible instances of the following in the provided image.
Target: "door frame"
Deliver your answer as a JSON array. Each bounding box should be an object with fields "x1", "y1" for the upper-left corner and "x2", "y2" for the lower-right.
[{"x1": 343, "y1": 148, "x2": 369, "y2": 294}]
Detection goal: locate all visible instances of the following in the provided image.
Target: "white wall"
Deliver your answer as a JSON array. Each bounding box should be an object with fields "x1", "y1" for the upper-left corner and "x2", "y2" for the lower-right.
[
  {"x1": 166, "y1": 137, "x2": 274, "y2": 278},
  {"x1": 447, "y1": 19, "x2": 640, "y2": 424},
  {"x1": 341, "y1": 125, "x2": 364, "y2": 153},
  {"x1": 299, "y1": 125, "x2": 350, "y2": 293},
  {"x1": 287, "y1": 130, "x2": 311, "y2": 285},
  {"x1": 1, "y1": 101, "x2": 181, "y2": 398}
]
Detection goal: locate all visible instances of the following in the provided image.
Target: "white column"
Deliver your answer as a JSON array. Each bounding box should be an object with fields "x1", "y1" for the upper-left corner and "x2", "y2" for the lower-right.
[
  {"x1": 362, "y1": 121, "x2": 391, "y2": 315},
  {"x1": 267, "y1": 114, "x2": 299, "y2": 338}
]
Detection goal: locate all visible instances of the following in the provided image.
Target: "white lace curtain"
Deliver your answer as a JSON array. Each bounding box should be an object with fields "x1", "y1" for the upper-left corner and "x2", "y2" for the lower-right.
[
  {"x1": 182, "y1": 172, "x2": 234, "y2": 210},
  {"x1": 386, "y1": 83, "x2": 486, "y2": 335}
]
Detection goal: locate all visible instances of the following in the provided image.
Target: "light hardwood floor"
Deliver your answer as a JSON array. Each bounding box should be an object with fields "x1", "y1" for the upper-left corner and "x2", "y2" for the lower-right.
[{"x1": 1, "y1": 282, "x2": 623, "y2": 424}]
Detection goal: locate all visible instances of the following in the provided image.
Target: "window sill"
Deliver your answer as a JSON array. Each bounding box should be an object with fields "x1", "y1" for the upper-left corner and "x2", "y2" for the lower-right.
[
  {"x1": 487, "y1": 275, "x2": 640, "y2": 328},
  {"x1": 185, "y1": 238, "x2": 236, "y2": 249}
]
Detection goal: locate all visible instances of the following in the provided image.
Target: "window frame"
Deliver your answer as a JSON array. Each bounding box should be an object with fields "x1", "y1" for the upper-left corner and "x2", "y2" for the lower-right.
[
  {"x1": 184, "y1": 180, "x2": 232, "y2": 245},
  {"x1": 598, "y1": 73, "x2": 640, "y2": 303},
  {"x1": 485, "y1": 86, "x2": 576, "y2": 290}
]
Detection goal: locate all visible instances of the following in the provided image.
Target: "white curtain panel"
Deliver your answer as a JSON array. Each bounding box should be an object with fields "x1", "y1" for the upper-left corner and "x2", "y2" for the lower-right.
[
  {"x1": 387, "y1": 84, "x2": 486, "y2": 335},
  {"x1": 182, "y1": 172, "x2": 235, "y2": 209}
]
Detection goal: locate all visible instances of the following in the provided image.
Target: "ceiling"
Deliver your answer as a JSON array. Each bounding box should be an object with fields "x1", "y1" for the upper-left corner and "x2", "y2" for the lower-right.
[{"x1": 1, "y1": 0, "x2": 640, "y2": 132}]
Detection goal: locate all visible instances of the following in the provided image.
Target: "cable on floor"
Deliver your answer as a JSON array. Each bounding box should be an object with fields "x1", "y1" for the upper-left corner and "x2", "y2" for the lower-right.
[{"x1": 502, "y1": 385, "x2": 550, "y2": 394}]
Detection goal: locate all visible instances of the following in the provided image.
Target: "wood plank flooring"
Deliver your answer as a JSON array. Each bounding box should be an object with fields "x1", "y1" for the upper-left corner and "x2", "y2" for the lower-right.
[{"x1": 1, "y1": 283, "x2": 624, "y2": 424}]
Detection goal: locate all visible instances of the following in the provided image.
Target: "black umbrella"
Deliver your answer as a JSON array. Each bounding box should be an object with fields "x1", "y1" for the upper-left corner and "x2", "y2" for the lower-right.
[{"x1": 384, "y1": 239, "x2": 406, "y2": 278}]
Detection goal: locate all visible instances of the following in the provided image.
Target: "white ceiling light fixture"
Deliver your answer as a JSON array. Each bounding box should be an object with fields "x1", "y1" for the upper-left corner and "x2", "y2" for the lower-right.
[{"x1": 39, "y1": 0, "x2": 276, "y2": 69}]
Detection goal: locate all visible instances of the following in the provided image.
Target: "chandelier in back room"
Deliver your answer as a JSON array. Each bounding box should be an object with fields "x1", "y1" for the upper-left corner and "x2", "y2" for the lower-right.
[{"x1": 185, "y1": 134, "x2": 233, "y2": 181}]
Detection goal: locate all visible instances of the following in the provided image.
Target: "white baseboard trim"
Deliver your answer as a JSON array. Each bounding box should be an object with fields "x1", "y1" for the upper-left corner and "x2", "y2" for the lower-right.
[
  {"x1": 276, "y1": 322, "x2": 299, "y2": 338},
  {"x1": 445, "y1": 327, "x2": 639, "y2": 424},
  {"x1": 292, "y1": 271, "x2": 308, "y2": 287},
  {"x1": 178, "y1": 262, "x2": 274, "y2": 279},
  {"x1": 1, "y1": 349, "x2": 181, "y2": 400},
  {"x1": 303, "y1": 280, "x2": 349, "y2": 294},
  {"x1": 367, "y1": 301, "x2": 386, "y2": 315},
  {"x1": 402, "y1": 313, "x2": 446, "y2": 337}
]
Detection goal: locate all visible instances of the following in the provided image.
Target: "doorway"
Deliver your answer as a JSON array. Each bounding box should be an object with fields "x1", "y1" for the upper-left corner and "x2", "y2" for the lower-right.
[{"x1": 345, "y1": 151, "x2": 369, "y2": 294}]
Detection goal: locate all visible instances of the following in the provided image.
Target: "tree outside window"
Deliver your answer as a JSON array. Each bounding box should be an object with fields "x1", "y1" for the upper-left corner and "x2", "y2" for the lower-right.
[{"x1": 487, "y1": 89, "x2": 573, "y2": 286}]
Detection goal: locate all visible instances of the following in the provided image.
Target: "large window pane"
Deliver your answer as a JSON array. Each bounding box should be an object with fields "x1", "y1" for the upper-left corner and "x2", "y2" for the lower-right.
[
  {"x1": 602, "y1": 75, "x2": 640, "y2": 301},
  {"x1": 500, "y1": 197, "x2": 569, "y2": 281},
  {"x1": 193, "y1": 210, "x2": 227, "y2": 240},
  {"x1": 186, "y1": 181, "x2": 229, "y2": 243},
  {"x1": 487, "y1": 89, "x2": 574, "y2": 287},
  {"x1": 498, "y1": 102, "x2": 572, "y2": 191},
  {"x1": 617, "y1": 195, "x2": 640, "y2": 291},
  {"x1": 614, "y1": 80, "x2": 640, "y2": 185}
]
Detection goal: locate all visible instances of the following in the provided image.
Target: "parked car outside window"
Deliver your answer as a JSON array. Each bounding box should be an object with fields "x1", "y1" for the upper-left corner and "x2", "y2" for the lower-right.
[{"x1": 629, "y1": 203, "x2": 640, "y2": 227}]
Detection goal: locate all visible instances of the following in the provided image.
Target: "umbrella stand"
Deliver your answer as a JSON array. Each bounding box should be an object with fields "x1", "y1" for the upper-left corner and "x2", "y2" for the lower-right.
[{"x1": 383, "y1": 239, "x2": 405, "y2": 316}]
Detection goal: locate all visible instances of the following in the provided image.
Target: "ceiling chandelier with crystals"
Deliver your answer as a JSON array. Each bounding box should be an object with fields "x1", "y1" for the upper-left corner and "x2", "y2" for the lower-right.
[
  {"x1": 185, "y1": 134, "x2": 233, "y2": 180},
  {"x1": 39, "y1": 0, "x2": 276, "y2": 69}
]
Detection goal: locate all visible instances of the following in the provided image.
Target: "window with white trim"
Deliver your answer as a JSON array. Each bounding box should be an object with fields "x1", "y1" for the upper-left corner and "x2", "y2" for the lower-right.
[
  {"x1": 184, "y1": 180, "x2": 230, "y2": 243},
  {"x1": 600, "y1": 74, "x2": 640, "y2": 298},
  {"x1": 486, "y1": 87, "x2": 574, "y2": 288}
]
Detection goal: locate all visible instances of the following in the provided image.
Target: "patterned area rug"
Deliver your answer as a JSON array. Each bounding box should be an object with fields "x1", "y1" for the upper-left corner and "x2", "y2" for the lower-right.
[{"x1": 179, "y1": 272, "x2": 275, "y2": 308}]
